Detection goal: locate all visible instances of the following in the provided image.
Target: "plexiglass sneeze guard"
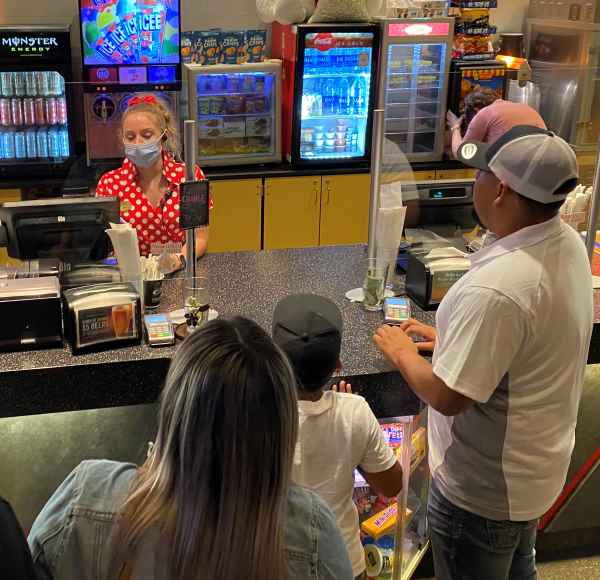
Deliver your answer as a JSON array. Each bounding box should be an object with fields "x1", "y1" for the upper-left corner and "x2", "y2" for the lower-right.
[
  {"x1": 185, "y1": 60, "x2": 282, "y2": 166},
  {"x1": 353, "y1": 410, "x2": 430, "y2": 580}
]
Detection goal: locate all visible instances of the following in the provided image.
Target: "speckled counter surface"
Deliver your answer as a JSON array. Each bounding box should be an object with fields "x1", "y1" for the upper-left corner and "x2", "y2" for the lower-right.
[{"x1": 0, "y1": 245, "x2": 436, "y2": 419}]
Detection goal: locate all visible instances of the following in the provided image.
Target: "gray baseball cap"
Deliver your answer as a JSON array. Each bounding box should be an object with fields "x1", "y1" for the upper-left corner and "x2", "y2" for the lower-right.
[{"x1": 457, "y1": 125, "x2": 578, "y2": 204}]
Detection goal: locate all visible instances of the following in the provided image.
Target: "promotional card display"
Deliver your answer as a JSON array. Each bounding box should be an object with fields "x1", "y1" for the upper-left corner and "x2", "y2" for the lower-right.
[{"x1": 450, "y1": 2, "x2": 497, "y2": 60}]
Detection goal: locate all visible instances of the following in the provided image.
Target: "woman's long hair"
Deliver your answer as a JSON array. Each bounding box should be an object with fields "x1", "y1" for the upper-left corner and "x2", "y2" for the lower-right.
[{"x1": 113, "y1": 317, "x2": 298, "y2": 580}]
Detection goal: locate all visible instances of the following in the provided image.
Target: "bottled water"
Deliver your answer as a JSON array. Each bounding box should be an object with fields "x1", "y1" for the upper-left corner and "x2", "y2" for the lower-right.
[
  {"x1": 323, "y1": 78, "x2": 337, "y2": 115},
  {"x1": 350, "y1": 77, "x2": 366, "y2": 116},
  {"x1": 338, "y1": 78, "x2": 350, "y2": 115}
]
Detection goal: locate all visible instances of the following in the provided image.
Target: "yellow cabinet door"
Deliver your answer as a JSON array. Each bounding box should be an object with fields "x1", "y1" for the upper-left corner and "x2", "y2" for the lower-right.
[
  {"x1": 320, "y1": 174, "x2": 370, "y2": 246},
  {"x1": 264, "y1": 176, "x2": 321, "y2": 250},
  {"x1": 0, "y1": 189, "x2": 22, "y2": 266},
  {"x1": 435, "y1": 169, "x2": 476, "y2": 181},
  {"x1": 207, "y1": 179, "x2": 262, "y2": 253}
]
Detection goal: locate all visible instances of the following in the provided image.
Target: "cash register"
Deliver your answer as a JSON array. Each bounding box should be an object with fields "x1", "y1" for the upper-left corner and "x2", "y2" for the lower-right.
[{"x1": 0, "y1": 197, "x2": 141, "y2": 352}]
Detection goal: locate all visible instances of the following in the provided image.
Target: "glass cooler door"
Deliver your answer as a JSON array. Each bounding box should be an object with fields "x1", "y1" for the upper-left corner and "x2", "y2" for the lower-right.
[
  {"x1": 195, "y1": 67, "x2": 277, "y2": 165},
  {"x1": 353, "y1": 413, "x2": 430, "y2": 580},
  {"x1": 383, "y1": 42, "x2": 447, "y2": 162},
  {"x1": 299, "y1": 31, "x2": 375, "y2": 161},
  {"x1": 0, "y1": 70, "x2": 70, "y2": 164}
]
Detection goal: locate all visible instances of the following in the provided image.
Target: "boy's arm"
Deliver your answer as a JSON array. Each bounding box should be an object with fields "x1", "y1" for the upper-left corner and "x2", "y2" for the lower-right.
[
  {"x1": 358, "y1": 400, "x2": 403, "y2": 498},
  {"x1": 361, "y1": 461, "x2": 403, "y2": 498}
]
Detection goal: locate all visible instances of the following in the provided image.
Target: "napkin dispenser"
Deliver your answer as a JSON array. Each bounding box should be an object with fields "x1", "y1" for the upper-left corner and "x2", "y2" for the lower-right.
[
  {"x1": 63, "y1": 282, "x2": 141, "y2": 353},
  {"x1": 406, "y1": 246, "x2": 470, "y2": 310},
  {"x1": 0, "y1": 276, "x2": 62, "y2": 351}
]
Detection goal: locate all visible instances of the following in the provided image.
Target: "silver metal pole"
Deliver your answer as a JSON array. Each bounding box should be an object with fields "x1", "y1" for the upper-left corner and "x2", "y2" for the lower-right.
[
  {"x1": 367, "y1": 109, "x2": 385, "y2": 261},
  {"x1": 183, "y1": 119, "x2": 197, "y2": 281},
  {"x1": 585, "y1": 139, "x2": 600, "y2": 263}
]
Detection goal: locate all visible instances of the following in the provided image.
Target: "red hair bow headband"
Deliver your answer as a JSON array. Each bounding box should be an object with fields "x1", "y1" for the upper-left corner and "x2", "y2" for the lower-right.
[{"x1": 128, "y1": 95, "x2": 157, "y2": 107}]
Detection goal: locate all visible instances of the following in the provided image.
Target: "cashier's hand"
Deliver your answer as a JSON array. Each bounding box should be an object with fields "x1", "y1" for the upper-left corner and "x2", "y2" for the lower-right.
[
  {"x1": 446, "y1": 110, "x2": 463, "y2": 131},
  {"x1": 374, "y1": 324, "x2": 418, "y2": 367},
  {"x1": 400, "y1": 319, "x2": 437, "y2": 352},
  {"x1": 158, "y1": 253, "x2": 183, "y2": 275}
]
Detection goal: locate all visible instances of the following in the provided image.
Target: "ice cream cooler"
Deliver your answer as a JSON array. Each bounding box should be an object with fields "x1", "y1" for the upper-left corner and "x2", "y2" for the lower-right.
[
  {"x1": 376, "y1": 18, "x2": 453, "y2": 163},
  {"x1": 0, "y1": 26, "x2": 74, "y2": 177},
  {"x1": 185, "y1": 60, "x2": 282, "y2": 166},
  {"x1": 272, "y1": 23, "x2": 380, "y2": 166}
]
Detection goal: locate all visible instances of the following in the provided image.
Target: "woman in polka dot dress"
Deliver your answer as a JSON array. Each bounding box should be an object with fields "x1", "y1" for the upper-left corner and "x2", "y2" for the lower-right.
[{"x1": 96, "y1": 94, "x2": 210, "y2": 273}]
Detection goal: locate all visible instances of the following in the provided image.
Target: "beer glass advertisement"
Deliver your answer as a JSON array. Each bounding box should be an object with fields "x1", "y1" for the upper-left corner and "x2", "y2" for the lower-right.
[
  {"x1": 76, "y1": 303, "x2": 138, "y2": 348},
  {"x1": 80, "y1": 0, "x2": 180, "y2": 66}
]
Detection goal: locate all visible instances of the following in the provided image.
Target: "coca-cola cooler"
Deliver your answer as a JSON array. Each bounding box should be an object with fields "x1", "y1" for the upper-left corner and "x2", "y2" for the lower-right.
[
  {"x1": 272, "y1": 23, "x2": 380, "y2": 166},
  {"x1": 0, "y1": 26, "x2": 74, "y2": 178}
]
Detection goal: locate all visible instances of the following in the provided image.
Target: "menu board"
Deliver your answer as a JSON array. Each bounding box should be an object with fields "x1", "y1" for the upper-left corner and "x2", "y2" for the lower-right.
[{"x1": 80, "y1": 0, "x2": 180, "y2": 66}]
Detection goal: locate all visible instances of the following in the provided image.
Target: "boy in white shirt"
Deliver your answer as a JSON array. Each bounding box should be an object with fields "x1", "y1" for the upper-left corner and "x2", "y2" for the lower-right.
[{"x1": 273, "y1": 294, "x2": 403, "y2": 580}]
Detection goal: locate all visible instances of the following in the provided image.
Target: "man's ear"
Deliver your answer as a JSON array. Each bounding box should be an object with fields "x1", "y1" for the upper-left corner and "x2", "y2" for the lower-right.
[{"x1": 493, "y1": 181, "x2": 510, "y2": 206}]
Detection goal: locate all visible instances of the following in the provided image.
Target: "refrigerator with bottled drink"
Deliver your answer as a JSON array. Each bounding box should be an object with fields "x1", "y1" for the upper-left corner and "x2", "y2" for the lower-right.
[
  {"x1": 0, "y1": 26, "x2": 73, "y2": 175},
  {"x1": 186, "y1": 61, "x2": 281, "y2": 166},
  {"x1": 377, "y1": 18, "x2": 453, "y2": 162},
  {"x1": 272, "y1": 23, "x2": 379, "y2": 166}
]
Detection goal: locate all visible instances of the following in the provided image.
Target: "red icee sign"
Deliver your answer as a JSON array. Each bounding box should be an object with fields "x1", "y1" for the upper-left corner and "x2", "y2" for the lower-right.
[{"x1": 388, "y1": 22, "x2": 450, "y2": 37}]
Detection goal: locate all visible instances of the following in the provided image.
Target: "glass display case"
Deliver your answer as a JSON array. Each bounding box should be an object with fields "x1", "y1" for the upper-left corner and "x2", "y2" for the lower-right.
[
  {"x1": 353, "y1": 411, "x2": 430, "y2": 580},
  {"x1": 377, "y1": 18, "x2": 453, "y2": 163},
  {"x1": 185, "y1": 61, "x2": 281, "y2": 166}
]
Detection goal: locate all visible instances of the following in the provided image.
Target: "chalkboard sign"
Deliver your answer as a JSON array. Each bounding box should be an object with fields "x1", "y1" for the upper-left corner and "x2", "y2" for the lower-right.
[{"x1": 180, "y1": 180, "x2": 209, "y2": 230}]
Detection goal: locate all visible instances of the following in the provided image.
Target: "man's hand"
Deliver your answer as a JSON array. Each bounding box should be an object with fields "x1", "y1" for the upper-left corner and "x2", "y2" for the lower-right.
[
  {"x1": 332, "y1": 380, "x2": 353, "y2": 394},
  {"x1": 446, "y1": 110, "x2": 463, "y2": 131},
  {"x1": 373, "y1": 325, "x2": 418, "y2": 368},
  {"x1": 400, "y1": 319, "x2": 437, "y2": 352}
]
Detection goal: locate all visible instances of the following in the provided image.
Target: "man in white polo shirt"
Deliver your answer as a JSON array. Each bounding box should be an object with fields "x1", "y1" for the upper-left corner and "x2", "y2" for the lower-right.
[{"x1": 373, "y1": 125, "x2": 593, "y2": 579}]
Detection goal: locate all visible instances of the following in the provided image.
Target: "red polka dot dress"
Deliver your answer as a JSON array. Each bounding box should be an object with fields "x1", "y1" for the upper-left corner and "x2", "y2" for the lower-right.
[{"x1": 95, "y1": 152, "x2": 209, "y2": 256}]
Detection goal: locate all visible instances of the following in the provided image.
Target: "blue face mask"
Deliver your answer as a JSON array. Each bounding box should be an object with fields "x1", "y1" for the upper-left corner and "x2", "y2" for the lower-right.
[{"x1": 124, "y1": 135, "x2": 163, "y2": 168}]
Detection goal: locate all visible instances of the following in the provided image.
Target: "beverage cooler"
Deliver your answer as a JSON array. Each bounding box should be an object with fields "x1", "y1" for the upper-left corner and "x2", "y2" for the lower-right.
[
  {"x1": 185, "y1": 61, "x2": 281, "y2": 166},
  {"x1": 447, "y1": 60, "x2": 507, "y2": 117},
  {"x1": 272, "y1": 23, "x2": 379, "y2": 166},
  {"x1": 377, "y1": 19, "x2": 453, "y2": 163},
  {"x1": 0, "y1": 26, "x2": 74, "y2": 176}
]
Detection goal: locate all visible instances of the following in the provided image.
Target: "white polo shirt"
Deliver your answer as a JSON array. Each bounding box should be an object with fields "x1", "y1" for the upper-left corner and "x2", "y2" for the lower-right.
[{"x1": 429, "y1": 215, "x2": 593, "y2": 521}]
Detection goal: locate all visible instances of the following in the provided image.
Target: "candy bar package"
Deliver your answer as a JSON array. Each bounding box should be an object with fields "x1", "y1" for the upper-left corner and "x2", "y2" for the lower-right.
[
  {"x1": 452, "y1": 34, "x2": 495, "y2": 60},
  {"x1": 245, "y1": 29, "x2": 267, "y2": 63},
  {"x1": 454, "y1": 9, "x2": 497, "y2": 35}
]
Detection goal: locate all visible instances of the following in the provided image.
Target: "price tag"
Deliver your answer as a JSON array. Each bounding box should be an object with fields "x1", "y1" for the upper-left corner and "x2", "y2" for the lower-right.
[{"x1": 180, "y1": 180, "x2": 209, "y2": 230}]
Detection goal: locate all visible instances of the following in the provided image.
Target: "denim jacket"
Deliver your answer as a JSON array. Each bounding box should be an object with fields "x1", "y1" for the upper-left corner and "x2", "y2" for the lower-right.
[{"x1": 28, "y1": 460, "x2": 353, "y2": 580}]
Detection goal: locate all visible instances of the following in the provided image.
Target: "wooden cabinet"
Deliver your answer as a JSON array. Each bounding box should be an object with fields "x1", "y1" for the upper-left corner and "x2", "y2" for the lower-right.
[
  {"x1": 264, "y1": 176, "x2": 321, "y2": 250},
  {"x1": 0, "y1": 189, "x2": 21, "y2": 266},
  {"x1": 207, "y1": 179, "x2": 262, "y2": 253},
  {"x1": 320, "y1": 174, "x2": 370, "y2": 246}
]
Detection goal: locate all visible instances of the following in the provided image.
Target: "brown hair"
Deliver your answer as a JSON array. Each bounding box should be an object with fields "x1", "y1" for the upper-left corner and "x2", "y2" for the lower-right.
[
  {"x1": 121, "y1": 94, "x2": 180, "y2": 159},
  {"x1": 111, "y1": 317, "x2": 298, "y2": 580}
]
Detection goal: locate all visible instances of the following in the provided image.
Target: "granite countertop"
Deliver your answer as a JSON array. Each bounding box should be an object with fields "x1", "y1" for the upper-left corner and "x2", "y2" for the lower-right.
[{"x1": 0, "y1": 246, "x2": 433, "y2": 418}]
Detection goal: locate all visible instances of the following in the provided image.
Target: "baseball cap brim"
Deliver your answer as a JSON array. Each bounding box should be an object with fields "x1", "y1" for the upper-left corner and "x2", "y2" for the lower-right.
[{"x1": 457, "y1": 140, "x2": 492, "y2": 172}]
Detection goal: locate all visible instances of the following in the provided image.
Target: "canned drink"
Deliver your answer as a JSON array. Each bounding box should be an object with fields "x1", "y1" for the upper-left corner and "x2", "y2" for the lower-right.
[
  {"x1": 55, "y1": 97, "x2": 68, "y2": 124},
  {"x1": 36, "y1": 127, "x2": 48, "y2": 157},
  {"x1": 25, "y1": 128, "x2": 37, "y2": 157},
  {"x1": 36, "y1": 71, "x2": 50, "y2": 96},
  {"x1": 23, "y1": 98, "x2": 35, "y2": 125},
  {"x1": 58, "y1": 127, "x2": 69, "y2": 157},
  {"x1": 45, "y1": 98, "x2": 58, "y2": 125},
  {"x1": 2, "y1": 130, "x2": 15, "y2": 158},
  {"x1": 34, "y1": 97, "x2": 46, "y2": 125},
  {"x1": 0, "y1": 72, "x2": 14, "y2": 97},
  {"x1": 47, "y1": 127, "x2": 60, "y2": 157},
  {"x1": 47, "y1": 72, "x2": 63, "y2": 96},
  {"x1": 25, "y1": 71, "x2": 37, "y2": 96},
  {"x1": 14, "y1": 130, "x2": 26, "y2": 158},
  {"x1": 10, "y1": 98, "x2": 23, "y2": 126},
  {"x1": 0, "y1": 98, "x2": 11, "y2": 126},
  {"x1": 12, "y1": 72, "x2": 25, "y2": 96}
]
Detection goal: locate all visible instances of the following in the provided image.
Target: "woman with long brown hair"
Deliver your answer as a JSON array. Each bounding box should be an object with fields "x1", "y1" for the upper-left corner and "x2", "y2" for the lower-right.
[{"x1": 28, "y1": 318, "x2": 353, "y2": 580}]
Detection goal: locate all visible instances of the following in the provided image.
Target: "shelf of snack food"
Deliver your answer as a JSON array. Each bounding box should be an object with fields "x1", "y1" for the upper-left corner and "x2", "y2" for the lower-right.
[{"x1": 354, "y1": 414, "x2": 430, "y2": 579}]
